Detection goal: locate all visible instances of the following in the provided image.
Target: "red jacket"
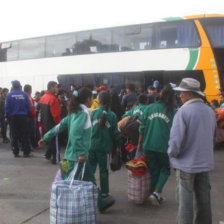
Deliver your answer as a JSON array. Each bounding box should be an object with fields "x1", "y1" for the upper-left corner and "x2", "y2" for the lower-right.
[
  {"x1": 38, "y1": 92, "x2": 61, "y2": 131},
  {"x1": 28, "y1": 94, "x2": 36, "y2": 118}
]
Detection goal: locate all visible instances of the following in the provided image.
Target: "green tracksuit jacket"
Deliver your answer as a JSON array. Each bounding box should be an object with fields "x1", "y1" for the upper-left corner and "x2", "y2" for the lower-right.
[
  {"x1": 122, "y1": 103, "x2": 147, "y2": 119},
  {"x1": 90, "y1": 106, "x2": 121, "y2": 153},
  {"x1": 43, "y1": 104, "x2": 92, "y2": 161},
  {"x1": 139, "y1": 102, "x2": 176, "y2": 153}
]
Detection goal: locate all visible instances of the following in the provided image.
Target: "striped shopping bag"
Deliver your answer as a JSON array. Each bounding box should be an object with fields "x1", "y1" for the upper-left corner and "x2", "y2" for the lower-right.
[{"x1": 50, "y1": 163, "x2": 98, "y2": 224}]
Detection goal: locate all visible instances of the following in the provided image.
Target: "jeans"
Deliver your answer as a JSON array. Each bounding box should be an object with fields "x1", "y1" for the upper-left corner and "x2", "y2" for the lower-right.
[{"x1": 176, "y1": 170, "x2": 212, "y2": 224}]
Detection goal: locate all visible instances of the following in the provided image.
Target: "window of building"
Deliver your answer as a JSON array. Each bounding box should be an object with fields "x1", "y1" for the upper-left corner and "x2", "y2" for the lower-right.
[
  {"x1": 19, "y1": 38, "x2": 45, "y2": 60},
  {"x1": 46, "y1": 33, "x2": 76, "y2": 57}
]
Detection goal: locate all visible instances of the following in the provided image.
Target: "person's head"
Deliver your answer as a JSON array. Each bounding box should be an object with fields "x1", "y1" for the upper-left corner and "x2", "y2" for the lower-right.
[
  {"x1": 219, "y1": 93, "x2": 224, "y2": 103},
  {"x1": 11, "y1": 80, "x2": 21, "y2": 90},
  {"x1": 126, "y1": 84, "x2": 135, "y2": 93},
  {"x1": 174, "y1": 78, "x2": 204, "y2": 104},
  {"x1": 153, "y1": 80, "x2": 160, "y2": 90},
  {"x1": 98, "y1": 91, "x2": 111, "y2": 128},
  {"x1": 147, "y1": 85, "x2": 156, "y2": 94},
  {"x1": 138, "y1": 94, "x2": 148, "y2": 105},
  {"x1": 211, "y1": 99, "x2": 219, "y2": 107},
  {"x1": 70, "y1": 84, "x2": 76, "y2": 92},
  {"x1": 24, "y1": 84, "x2": 32, "y2": 94},
  {"x1": 58, "y1": 84, "x2": 63, "y2": 90},
  {"x1": 47, "y1": 81, "x2": 58, "y2": 94},
  {"x1": 69, "y1": 87, "x2": 92, "y2": 113},
  {"x1": 40, "y1": 90, "x2": 45, "y2": 97},
  {"x1": 35, "y1": 91, "x2": 41, "y2": 101},
  {"x1": 92, "y1": 90, "x2": 98, "y2": 99},
  {"x1": 2, "y1": 88, "x2": 9, "y2": 98},
  {"x1": 160, "y1": 84, "x2": 175, "y2": 114}
]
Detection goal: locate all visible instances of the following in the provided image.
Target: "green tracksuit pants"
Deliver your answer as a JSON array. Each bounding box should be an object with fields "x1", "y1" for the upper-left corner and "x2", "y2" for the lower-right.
[
  {"x1": 145, "y1": 150, "x2": 170, "y2": 193},
  {"x1": 89, "y1": 150, "x2": 110, "y2": 195},
  {"x1": 62, "y1": 160, "x2": 108, "y2": 211}
]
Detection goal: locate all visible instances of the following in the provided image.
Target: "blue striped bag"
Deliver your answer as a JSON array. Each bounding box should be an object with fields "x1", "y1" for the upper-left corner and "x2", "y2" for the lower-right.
[{"x1": 50, "y1": 163, "x2": 98, "y2": 224}]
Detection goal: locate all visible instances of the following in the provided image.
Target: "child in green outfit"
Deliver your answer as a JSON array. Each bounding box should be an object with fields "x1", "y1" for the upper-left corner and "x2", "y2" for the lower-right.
[
  {"x1": 89, "y1": 91, "x2": 122, "y2": 198},
  {"x1": 38, "y1": 87, "x2": 114, "y2": 212},
  {"x1": 138, "y1": 84, "x2": 176, "y2": 206}
]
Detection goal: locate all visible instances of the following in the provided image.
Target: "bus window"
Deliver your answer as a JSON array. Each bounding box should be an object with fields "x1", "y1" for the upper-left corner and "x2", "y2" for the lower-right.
[
  {"x1": 89, "y1": 29, "x2": 113, "y2": 53},
  {"x1": 155, "y1": 21, "x2": 200, "y2": 49},
  {"x1": 113, "y1": 25, "x2": 143, "y2": 51},
  {"x1": 0, "y1": 41, "x2": 19, "y2": 61},
  {"x1": 19, "y1": 37, "x2": 45, "y2": 60},
  {"x1": 46, "y1": 33, "x2": 76, "y2": 57}
]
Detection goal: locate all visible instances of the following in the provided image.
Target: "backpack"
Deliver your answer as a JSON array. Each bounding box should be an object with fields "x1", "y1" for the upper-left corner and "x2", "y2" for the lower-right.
[{"x1": 124, "y1": 116, "x2": 141, "y2": 146}]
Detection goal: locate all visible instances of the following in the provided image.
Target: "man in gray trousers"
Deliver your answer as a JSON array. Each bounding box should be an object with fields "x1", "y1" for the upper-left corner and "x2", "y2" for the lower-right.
[{"x1": 168, "y1": 78, "x2": 216, "y2": 224}]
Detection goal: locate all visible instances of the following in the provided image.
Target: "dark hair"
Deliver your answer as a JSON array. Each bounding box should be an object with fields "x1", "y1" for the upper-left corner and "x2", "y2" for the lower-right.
[
  {"x1": 68, "y1": 87, "x2": 92, "y2": 114},
  {"x1": 58, "y1": 89, "x2": 66, "y2": 96},
  {"x1": 110, "y1": 89, "x2": 123, "y2": 120},
  {"x1": 98, "y1": 91, "x2": 111, "y2": 128},
  {"x1": 138, "y1": 94, "x2": 148, "y2": 104},
  {"x1": 40, "y1": 90, "x2": 45, "y2": 96},
  {"x1": 2, "y1": 88, "x2": 9, "y2": 93},
  {"x1": 160, "y1": 84, "x2": 175, "y2": 114},
  {"x1": 127, "y1": 84, "x2": 135, "y2": 92},
  {"x1": 24, "y1": 84, "x2": 32, "y2": 93},
  {"x1": 47, "y1": 81, "x2": 57, "y2": 91},
  {"x1": 58, "y1": 84, "x2": 62, "y2": 88},
  {"x1": 147, "y1": 85, "x2": 155, "y2": 91},
  {"x1": 211, "y1": 99, "x2": 219, "y2": 107}
]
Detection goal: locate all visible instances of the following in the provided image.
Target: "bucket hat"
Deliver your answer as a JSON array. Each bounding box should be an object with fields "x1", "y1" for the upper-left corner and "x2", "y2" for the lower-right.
[{"x1": 174, "y1": 78, "x2": 205, "y2": 96}]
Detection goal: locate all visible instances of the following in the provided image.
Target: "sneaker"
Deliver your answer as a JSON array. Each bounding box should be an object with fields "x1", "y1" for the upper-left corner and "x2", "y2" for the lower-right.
[
  {"x1": 102, "y1": 193, "x2": 111, "y2": 199},
  {"x1": 149, "y1": 192, "x2": 163, "y2": 206},
  {"x1": 100, "y1": 198, "x2": 115, "y2": 213}
]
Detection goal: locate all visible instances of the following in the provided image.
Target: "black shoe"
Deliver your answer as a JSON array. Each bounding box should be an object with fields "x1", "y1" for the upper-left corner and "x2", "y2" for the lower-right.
[
  {"x1": 51, "y1": 160, "x2": 57, "y2": 165},
  {"x1": 14, "y1": 154, "x2": 20, "y2": 158},
  {"x1": 100, "y1": 198, "x2": 115, "y2": 213},
  {"x1": 44, "y1": 155, "x2": 51, "y2": 160}
]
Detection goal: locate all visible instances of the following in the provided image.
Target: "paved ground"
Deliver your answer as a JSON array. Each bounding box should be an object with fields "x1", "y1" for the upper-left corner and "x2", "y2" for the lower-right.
[{"x1": 0, "y1": 143, "x2": 224, "y2": 224}]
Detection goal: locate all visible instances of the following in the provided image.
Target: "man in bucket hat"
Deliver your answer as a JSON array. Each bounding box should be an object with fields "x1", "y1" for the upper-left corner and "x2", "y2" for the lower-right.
[{"x1": 168, "y1": 78, "x2": 216, "y2": 224}]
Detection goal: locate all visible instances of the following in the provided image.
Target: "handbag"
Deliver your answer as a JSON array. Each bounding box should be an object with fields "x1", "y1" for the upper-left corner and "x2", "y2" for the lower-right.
[
  {"x1": 110, "y1": 150, "x2": 122, "y2": 171},
  {"x1": 50, "y1": 162, "x2": 98, "y2": 224}
]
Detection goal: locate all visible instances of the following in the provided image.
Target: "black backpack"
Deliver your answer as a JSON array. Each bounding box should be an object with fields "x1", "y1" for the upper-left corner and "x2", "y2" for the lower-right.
[{"x1": 124, "y1": 116, "x2": 141, "y2": 146}]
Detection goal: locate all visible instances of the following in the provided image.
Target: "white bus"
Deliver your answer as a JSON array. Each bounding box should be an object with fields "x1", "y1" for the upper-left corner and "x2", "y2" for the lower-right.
[{"x1": 0, "y1": 14, "x2": 224, "y2": 101}]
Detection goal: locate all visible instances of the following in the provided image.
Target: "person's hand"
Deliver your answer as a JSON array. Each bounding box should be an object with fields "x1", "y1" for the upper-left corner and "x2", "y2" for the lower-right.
[
  {"x1": 78, "y1": 155, "x2": 87, "y2": 162},
  {"x1": 137, "y1": 144, "x2": 142, "y2": 152},
  {"x1": 38, "y1": 139, "x2": 46, "y2": 147},
  {"x1": 117, "y1": 147, "x2": 122, "y2": 155}
]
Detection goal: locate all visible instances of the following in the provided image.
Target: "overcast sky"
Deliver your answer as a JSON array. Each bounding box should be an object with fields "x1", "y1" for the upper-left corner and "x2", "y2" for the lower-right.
[{"x1": 0, "y1": 0, "x2": 223, "y2": 42}]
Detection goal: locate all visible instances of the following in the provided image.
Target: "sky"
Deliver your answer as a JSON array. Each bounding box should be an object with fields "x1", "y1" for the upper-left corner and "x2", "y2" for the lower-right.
[{"x1": 0, "y1": 0, "x2": 223, "y2": 42}]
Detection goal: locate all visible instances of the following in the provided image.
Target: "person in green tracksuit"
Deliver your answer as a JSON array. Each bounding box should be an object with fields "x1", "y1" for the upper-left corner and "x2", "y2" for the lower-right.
[
  {"x1": 137, "y1": 84, "x2": 176, "y2": 206},
  {"x1": 38, "y1": 87, "x2": 115, "y2": 212},
  {"x1": 122, "y1": 94, "x2": 148, "y2": 119},
  {"x1": 89, "y1": 91, "x2": 122, "y2": 198}
]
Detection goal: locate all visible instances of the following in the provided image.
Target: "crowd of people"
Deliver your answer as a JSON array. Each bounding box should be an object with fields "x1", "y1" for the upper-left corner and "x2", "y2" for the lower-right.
[{"x1": 0, "y1": 77, "x2": 221, "y2": 222}]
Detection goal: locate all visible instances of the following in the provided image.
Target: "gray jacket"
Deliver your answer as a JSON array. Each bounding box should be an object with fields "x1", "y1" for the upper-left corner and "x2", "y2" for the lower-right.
[{"x1": 168, "y1": 98, "x2": 216, "y2": 173}]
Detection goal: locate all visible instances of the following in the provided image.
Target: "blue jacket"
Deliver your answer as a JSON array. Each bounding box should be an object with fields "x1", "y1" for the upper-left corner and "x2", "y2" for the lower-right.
[
  {"x1": 5, "y1": 89, "x2": 31, "y2": 117},
  {"x1": 168, "y1": 99, "x2": 216, "y2": 173}
]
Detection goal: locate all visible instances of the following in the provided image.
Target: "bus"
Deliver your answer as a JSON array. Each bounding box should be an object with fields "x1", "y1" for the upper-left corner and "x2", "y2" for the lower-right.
[{"x1": 0, "y1": 14, "x2": 223, "y2": 101}]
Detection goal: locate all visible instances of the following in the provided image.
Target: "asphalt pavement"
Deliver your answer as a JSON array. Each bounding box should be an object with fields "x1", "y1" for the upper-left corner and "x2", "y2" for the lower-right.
[{"x1": 0, "y1": 143, "x2": 224, "y2": 224}]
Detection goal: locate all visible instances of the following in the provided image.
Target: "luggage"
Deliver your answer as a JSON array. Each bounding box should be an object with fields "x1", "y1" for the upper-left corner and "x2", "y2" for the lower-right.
[
  {"x1": 127, "y1": 170, "x2": 151, "y2": 204},
  {"x1": 110, "y1": 150, "x2": 122, "y2": 171},
  {"x1": 53, "y1": 169, "x2": 62, "y2": 182},
  {"x1": 50, "y1": 163, "x2": 98, "y2": 224},
  {"x1": 124, "y1": 116, "x2": 140, "y2": 146}
]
